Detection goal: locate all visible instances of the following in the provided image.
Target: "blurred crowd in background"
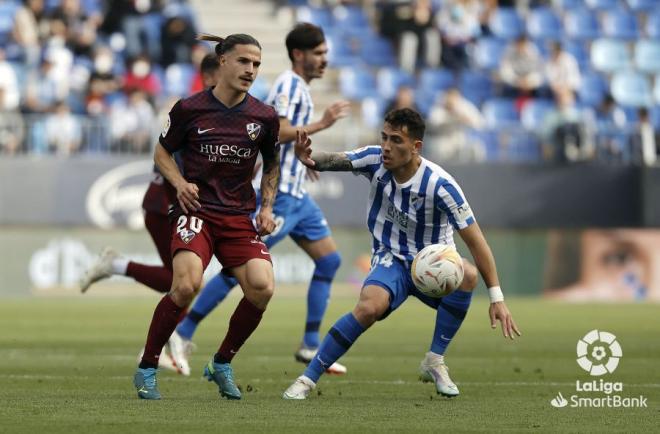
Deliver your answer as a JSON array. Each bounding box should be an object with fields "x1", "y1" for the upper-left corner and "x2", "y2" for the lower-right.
[{"x1": 1, "y1": 0, "x2": 659, "y2": 165}]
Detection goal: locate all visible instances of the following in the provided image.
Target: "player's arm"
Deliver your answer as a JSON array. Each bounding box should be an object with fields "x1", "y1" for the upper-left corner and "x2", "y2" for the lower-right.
[
  {"x1": 277, "y1": 100, "x2": 350, "y2": 143},
  {"x1": 154, "y1": 143, "x2": 200, "y2": 214},
  {"x1": 293, "y1": 130, "x2": 353, "y2": 171},
  {"x1": 255, "y1": 138, "x2": 280, "y2": 236},
  {"x1": 458, "y1": 222, "x2": 521, "y2": 340}
]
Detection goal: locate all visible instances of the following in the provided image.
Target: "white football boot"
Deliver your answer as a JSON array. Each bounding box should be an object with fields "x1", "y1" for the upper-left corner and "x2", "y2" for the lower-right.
[
  {"x1": 419, "y1": 352, "x2": 460, "y2": 397},
  {"x1": 282, "y1": 375, "x2": 316, "y2": 400},
  {"x1": 167, "y1": 330, "x2": 193, "y2": 376},
  {"x1": 136, "y1": 347, "x2": 181, "y2": 374},
  {"x1": 294, "y1": 345, "x2": 347, "y2": 375},
  {"x1": 79, "y1": 247, "x2": 118, "y2": 293}
]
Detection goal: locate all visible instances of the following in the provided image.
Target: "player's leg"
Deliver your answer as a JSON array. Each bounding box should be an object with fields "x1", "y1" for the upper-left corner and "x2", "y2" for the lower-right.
[
  {"x1": 418, "y1": 258, "x2": 479, "y2": 397},
  {"x1": 79, "y1": 211, "x2": 173, "y2": 293},
  {"x1": 203, "y1": 258, "x2": 274, "y2": 400}
]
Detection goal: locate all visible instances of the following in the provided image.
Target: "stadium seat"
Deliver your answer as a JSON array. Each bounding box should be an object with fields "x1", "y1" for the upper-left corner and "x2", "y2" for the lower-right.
[
  {"x1": 0, "y1": 2, "x2": 17, "y2": 45},
  {"x1": 634, "y1": 40, "x2": 660, "y2": 74},
  {"x1": 359, "y1": 37, "x2": 397, "y2": 67},
  {"x1": 326, "y1": 33, "x2": 358, "y2": 67},
  {"x1": 591, "y1": 38, "x2": 630, "y2": 73},
  {"x1": 602, "y1": 9, "x2": 639, "y2": 40},
  {"x1": 506, "y1": 130, "x2": 542, "y2": 162},
  {"x1": 488, "y1": 8, "x2": 524, "y2": 40},
  {"x1": 458, "y1": 71, "x2": 493, "y2": 106},
  {"x1": 527, "y1": 8, "x2": 563, "y2": 41},
  {"x1": 361, "y1": 96, "x2": 388, "y2": 129},
  {"x1": 339, "y1": 66, "x2": 378, "y2": 101},
  {"x1": 418, "y1": 68, "x2": 455, "y2": 94},
  {"x1": 565, "y1": 9, "x2": 601, "y2": 41},
  {"x1": 521, "y1": 100, "x2": 556, "y2": 130},
  {"x1": 578, "y1": 71, "x2": 608, "y2": 106},
  {"x1": 482, "y1": 98, "x2": 519, "y2": 128},
  {"x1": 296, "y1": 6, "x2": 334, "y2": 29},
  {"x1": 585, "y1": 0, "x2": 623, "y2": 9},
  {"x1": 625, "y1": 0, "x2": 657, "y2": 11},
  {"x1": 376, "y1": 68, "x2": 415, "y2": 101},
  {"x1": 650, "y1": 105, "x2": 660, "y2": 129},
  {"x1": 646, "y1": 10, "x2": 660, "y2": 39},
  {"x1": 333, "y1": 5, "x2": 369, "y2": 31},
  {"x1": 473, "y1": 37, "x2": 506, "y2": 71},
  {"x1": 562, "y1": 40, "x2": 589, "y2": 69},
  {"x1": 469, "y1": 130, "x2": 501, "y2": 161},
  {"x1": 611, "y1": 70, "x2": 652, "y2": 107},
  {"x1": 556, "y1": 0, "x2": 583, "y2": 10}
]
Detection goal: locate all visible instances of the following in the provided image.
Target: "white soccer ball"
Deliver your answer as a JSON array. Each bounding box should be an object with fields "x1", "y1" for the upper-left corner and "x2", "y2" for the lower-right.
[{"x1": 411, "y1": 244, "x2": 464, "y2": 298}]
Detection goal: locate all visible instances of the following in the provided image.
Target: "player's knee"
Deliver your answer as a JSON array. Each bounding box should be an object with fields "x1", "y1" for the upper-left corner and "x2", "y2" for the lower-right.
[
  {"x1": 315, "y1": 251, "x2": 341, "y2": 277},
  {"x1": 246, "y1": 269, "x2": 274, "y2": 297},
  {"x1": 460, "y1": 262, "x2": 478, "y2": 291},
  {"x1": 172, "y1": 273, "x2": 203, "y2": 300},
  {"x1": 352, "y1": 301, "x2": 382, "y2": 327}
]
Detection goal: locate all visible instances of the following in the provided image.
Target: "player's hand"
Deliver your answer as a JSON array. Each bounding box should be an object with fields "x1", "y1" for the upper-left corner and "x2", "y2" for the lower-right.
[
  {"x1": 294, "y1": 129, "x2": 315, "y2": 168},
  {"x1": 175, "y1": 181, "x2": 201, "y2": 214},
  {"x1": 306, "y1": 167, "x2": 320, "y2": 182},
  {"x1": 255, "y1": 207, "x2": 276, "y2": 236},
  {"x1": 489, "y1": 301, "x2": 521, "y2": 340},
  {"x1": 321, "y1": 100, "x2": 351, "y2": 128}
]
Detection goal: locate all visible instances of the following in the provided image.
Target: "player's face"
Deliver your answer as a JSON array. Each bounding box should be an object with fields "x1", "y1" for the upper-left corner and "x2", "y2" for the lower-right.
[
  {"x1": 380, "y1": 122, "x2": 420, "y2": 170},
  {"x1": 301, "y1": 42, "x2": 328, "y2": 80},
  {"x1": 220, "y1": 44, "x2": 261, "y2": 93}
]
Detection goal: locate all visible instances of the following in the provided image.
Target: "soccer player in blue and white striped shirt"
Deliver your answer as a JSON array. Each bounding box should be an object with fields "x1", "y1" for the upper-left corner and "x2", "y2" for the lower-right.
[{"x1": 283, "y1": 108, "x2": 521, "y2": 399}]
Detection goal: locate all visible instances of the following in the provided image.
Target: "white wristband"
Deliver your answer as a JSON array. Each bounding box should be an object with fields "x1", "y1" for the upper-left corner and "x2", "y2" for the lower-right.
[{"x1": 488, "y1": 286, "x2": 504, "y2": 303}]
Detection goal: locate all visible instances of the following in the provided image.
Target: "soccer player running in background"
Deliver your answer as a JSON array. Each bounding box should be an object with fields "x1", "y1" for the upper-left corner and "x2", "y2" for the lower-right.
[
  {"x1": 78, "y1": 53, "x2": 221, "y2": 376},
  {"x1": 172, "y1": 23, "x2": 350, "y2": 374},
  {"x1": 133, "y1": 33, "x2": 281, "y2": 400},
  {"x1": 283, "y1": 109, "x2": 521, "y2": 399}
]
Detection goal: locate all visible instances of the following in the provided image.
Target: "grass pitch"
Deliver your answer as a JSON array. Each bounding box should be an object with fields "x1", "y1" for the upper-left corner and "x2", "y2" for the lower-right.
[{"x1": 0, "y1": 294, "x2": 658, "y2": 433}]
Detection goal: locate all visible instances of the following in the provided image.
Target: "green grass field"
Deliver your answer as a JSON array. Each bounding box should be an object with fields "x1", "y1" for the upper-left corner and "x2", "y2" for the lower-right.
[{"x1": 0, "y1": 295, "x2": 658, "y2": 433}]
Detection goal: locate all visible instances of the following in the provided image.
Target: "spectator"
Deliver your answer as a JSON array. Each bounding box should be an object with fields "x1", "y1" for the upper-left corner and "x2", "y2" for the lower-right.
[
  {"x1": 24, "y1": 52, "x2": 69, "y2": 113},
  {"x1": 12, "y1": 0, "x2": 46, "y2": 67},
  {"x1": 584, "y1": 94, "x2": 627, "y2": 162},
  {"x1": 50, "y1": 0, "x2": 101, "y2": 57},
  {"x1": 160, "y1": 15, "x2": 196, "y2": 67},
  {"x1": 0, "y1": 88, "x2": 25, "y2": 155},
  {"x1": 385, "y1": 85, "x2": 419, "y2": 114},
  {"x1": 109, "y1": 88, "x2": 155, "y2": 153},
  {"x1": 631, "y1": 108, "x2": 658, "y2": 166},
  {"x1": 0, "y1": 49, "x2": 20, "y2": 111},
  {"x1": 500, "y1": 35, "x2": 545, "y2": 99},
  {"x1": 44, "y1": 101, "x2": 82, "y2": 155},
  {"x1": 86, "y1": 46, "x2": 120, "y2": 114},
  {"x1": 545, "y1": 41, "x2": 581, "y2": 98},
  {"x1": 437, "y1": 0, "x2": 481, "y2": 71},
  {"x1": 104, "y1": 0, "x2": 163, "y2": 61},
  {"x1": 427, "y1": 87, "x2": 485, "y2": 161},
  {"x1": 123, "y1": 55, "x2": 161, "y2": 97},
  {"x1": 540, "y1": 88, "x2": 586, "y2": 162}
]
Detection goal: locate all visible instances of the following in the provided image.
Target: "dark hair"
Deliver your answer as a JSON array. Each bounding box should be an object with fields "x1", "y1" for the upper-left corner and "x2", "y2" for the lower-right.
[
  {"x1": 200, "y1": 53, "x2": 220, "y2": 74},
  {"x1": 197, "y1": 33, "x2": 261, "y2": 56},
  {"x1": 384, "y1": 108, "x2": 425, "y2": 141},
  {"x1": 285, "y1": 23, "x2": 325, "y2": 62}
]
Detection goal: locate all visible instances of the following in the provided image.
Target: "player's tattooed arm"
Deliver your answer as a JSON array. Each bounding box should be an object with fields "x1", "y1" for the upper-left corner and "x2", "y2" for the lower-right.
[
  {"x1": 294, "y1": 129, "x2": 353, "y2": 172},
  {"x1": 309, "y1": 151, "x2": 353, "y2": 172},
  {"x1": 260, "y1": 148, "x2": 280, "y2": 209}
]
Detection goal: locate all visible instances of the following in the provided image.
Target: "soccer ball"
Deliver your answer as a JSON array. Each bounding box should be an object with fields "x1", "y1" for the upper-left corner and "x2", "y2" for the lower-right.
[{"x1": 411, "y1": 244, "x2": 464, "y2": 298}]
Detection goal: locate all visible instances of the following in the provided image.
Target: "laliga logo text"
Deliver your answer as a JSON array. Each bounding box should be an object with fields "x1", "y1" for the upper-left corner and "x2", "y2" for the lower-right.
[{"x1": 550, "y1": 330, "x2": 647, "y2": 409}]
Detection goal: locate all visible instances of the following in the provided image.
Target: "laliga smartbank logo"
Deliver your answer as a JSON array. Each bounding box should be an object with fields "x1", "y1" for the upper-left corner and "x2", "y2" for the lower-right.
[{"x1": 550, "y1": 330, "x2": 647, "y2": 409}]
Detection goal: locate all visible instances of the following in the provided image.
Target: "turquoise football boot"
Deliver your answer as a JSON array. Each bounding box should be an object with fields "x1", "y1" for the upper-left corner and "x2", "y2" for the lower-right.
[{"x1": 203, "y1": 359, "x2": 241, "y2": 400}]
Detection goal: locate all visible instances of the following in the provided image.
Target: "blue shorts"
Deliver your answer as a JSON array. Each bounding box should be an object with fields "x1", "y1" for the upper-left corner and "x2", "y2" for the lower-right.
[
  {"x1": 254, "y1": 191, "x2": 331, "y2": 248},
  {"x1": 364, "y1": 249, "x2": 442, "y2": 319}
]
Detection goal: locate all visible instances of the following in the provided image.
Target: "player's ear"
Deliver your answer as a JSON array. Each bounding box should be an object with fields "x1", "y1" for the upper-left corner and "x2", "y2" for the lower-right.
[
  {"x1": 292, "y1": 48, "x2": 304, "y2": 63},
  {"x1": 413, "y1": 140, "x2": 423, "y2": 154}
]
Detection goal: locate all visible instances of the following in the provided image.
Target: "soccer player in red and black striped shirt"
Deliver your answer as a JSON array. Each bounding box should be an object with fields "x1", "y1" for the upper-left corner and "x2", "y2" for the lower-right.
[{"x1": 133, "y1": 33, "x2": 281, "y2": 400}]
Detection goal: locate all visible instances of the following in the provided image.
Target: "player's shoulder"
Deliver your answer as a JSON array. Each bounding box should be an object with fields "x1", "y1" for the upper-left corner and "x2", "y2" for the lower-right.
[
  {"x1": 245, "y1": 94, "x2": 278, "y2": 121},
  {"x1": 176, "y1": 88, "x2": 212, "y2": 112},
  {"x1": 422, "y1": 158, "x2": 460, "y2": 186}
]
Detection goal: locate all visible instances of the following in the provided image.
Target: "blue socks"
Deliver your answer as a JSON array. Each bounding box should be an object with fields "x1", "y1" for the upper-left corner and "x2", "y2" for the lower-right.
[
  {"x1": 430, "y1": 290, "x2": 473, "y2": 355},
  {"x1": 303, "y1": 252, "x2": 341, "y2": 348},
  {"x1": 304, "y1": 313, "x2": 364, "y2": 382},
  {"x1": 176, "y1": 273, "x2": 237, "y2": 340}
]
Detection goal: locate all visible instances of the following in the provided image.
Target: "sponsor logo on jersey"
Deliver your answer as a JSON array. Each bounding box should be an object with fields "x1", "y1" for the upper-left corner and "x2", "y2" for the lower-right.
[
  {"x1": 386, "y1": 204, "x2": 409, "y2": 229},
  {"x1": 246, "y1": 123, "x2": 261, "y2": 141},
  {"x1": 200, "y1": 143, "x2": 254, "y2": 163}
]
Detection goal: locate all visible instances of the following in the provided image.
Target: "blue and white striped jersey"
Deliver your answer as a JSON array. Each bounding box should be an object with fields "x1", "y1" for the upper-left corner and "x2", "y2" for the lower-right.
[
  {"x1": 345, "y1": 146, "x2": 475, "y2": 262},
  {"x1": 265, "y1": 70, "x2": 314, "y2": 199}
]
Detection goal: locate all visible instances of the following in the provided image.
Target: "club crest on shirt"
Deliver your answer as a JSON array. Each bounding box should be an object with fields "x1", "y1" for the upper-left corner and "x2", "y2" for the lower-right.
[
  {"x1": 410, "y1": 193, "x2": 425, "y2": 211},
  {"x1": 179, "y1": 229, "x2": 196, "y2": 244},
  {"x1": 246, "y1": 123, "x2": 261, "y2": 141}
]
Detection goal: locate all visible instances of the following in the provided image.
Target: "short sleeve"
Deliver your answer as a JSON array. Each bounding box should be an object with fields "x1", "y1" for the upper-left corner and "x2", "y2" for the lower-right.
[
  {"x1": 259, "y1": 108, "x2": 281, "y2": 159},
  {"x1": 270, "y1": 76, "x2": 301, "y2": 119},
  {"x1": 434, "y1": 179, "x2": 476, "y2": 230},
  {"x1": 344, "y1": 146, "x2": 382, "y2": 178},
  {"x1": 159, "y1": 100, "x2": 187, "y2": 153}
]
